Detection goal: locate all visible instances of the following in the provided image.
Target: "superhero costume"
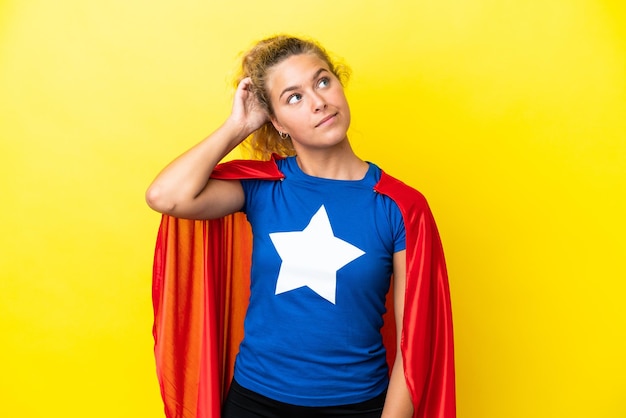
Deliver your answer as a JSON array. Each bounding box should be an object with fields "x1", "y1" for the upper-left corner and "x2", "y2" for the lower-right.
[{"x1": 152, "y1": 155, "x2": 456, "y2": 417}]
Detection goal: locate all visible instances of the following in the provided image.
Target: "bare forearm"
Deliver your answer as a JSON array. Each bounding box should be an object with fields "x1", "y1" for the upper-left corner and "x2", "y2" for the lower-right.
[
  {"x1": 145, "y1": 119, "x2": 247, "y2": 213},
  {"x1": 383, "y1": 251, "x2": 413, "y2": 418},
  {"x1": 146, "y1": 77, "x2": 268, "y2": 216},
  {"x1": 382, "y1": 354, "x2": 414, "y2": 418}
]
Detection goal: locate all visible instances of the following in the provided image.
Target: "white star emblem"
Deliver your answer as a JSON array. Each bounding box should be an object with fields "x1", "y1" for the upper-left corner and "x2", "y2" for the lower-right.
[{"x1": 269, "y1": 205, "x2": 365, "y2": 304}]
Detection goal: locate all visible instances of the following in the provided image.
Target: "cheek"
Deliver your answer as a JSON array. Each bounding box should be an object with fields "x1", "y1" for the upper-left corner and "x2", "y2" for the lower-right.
[
  {"x1": 275, "y1": 109, "x2": 303, "y2": 128},
  {"x1": 271, "y1": 111, "x2": 297, "y2": 134},
  {"x1": 338, "y1": 89, "x2": 349, "y2": 104}
]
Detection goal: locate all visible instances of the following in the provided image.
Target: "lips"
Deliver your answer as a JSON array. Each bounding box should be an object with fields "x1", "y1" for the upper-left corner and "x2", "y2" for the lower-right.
[{"x1": 315, "y1": 113, "x2": 338, "y2": 127}]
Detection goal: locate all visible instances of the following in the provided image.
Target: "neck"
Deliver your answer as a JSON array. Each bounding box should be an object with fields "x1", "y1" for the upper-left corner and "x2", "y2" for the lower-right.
[{"x1": 294, "y1": 140, "x2": 368, "y2": 180}]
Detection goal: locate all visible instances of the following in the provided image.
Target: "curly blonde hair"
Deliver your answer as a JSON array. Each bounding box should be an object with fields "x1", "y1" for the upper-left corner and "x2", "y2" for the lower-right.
[{"x1": 235, "y1": 35, "x2": 351, "y2": 160}]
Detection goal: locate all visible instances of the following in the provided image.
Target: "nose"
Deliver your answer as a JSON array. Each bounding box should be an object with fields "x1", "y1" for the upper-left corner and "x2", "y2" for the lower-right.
[{"x1": 311, "y1": 92, "x2": 327, "y2": 112}]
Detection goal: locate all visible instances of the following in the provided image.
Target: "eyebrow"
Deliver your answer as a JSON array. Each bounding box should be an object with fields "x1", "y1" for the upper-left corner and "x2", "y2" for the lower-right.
[{"x1": 278, "y1": 68, "x2": 329, "y2": 100}]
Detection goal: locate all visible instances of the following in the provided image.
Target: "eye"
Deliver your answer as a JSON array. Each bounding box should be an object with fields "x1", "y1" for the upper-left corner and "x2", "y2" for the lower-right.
[
  {"x1": 287, "y1": 93, "x2": 302, "y2": 104},
  {"x1": 317, "y1": 77, "x2": 330, "y2": 88}
]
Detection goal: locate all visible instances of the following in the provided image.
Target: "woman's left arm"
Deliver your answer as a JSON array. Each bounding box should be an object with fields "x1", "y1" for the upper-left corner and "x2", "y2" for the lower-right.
[{"x1": 381, "y1": 249, "x2": 414, "y2": 418}]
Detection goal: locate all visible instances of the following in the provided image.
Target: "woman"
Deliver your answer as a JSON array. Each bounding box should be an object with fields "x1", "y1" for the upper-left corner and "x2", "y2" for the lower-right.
[{"x1": 147, "y1": 35, "x2": 455, "y2": 418}]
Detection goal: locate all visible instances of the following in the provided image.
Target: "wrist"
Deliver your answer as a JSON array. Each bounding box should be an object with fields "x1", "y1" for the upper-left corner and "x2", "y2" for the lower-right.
[{"x1": 220, "y1": 118, "x2": 252, "y2": 144}]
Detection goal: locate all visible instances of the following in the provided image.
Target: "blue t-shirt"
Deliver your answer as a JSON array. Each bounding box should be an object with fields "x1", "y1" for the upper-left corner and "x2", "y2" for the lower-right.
[{"x1": 234, "y1": 156, "x2": 406, "y2": 406}]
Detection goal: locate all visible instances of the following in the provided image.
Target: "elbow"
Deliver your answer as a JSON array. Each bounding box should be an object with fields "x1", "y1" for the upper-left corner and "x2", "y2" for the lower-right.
[{"x1": 145, "y1": 184, "x2": 175, "y2": 214}]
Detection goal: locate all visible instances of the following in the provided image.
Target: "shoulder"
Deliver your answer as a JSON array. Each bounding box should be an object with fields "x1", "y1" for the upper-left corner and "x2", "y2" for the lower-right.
[
  {"x1": 374, "y1": 171, "x2": 429, "y2": 212},
  {"x1": 211, "y1": 154, "x2": 285, "y2": 181}
]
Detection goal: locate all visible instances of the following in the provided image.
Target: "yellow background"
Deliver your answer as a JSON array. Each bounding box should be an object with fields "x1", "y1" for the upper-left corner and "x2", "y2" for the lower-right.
[{"x1": 1, "y1": 0, "x2": 624, "y2": 417}]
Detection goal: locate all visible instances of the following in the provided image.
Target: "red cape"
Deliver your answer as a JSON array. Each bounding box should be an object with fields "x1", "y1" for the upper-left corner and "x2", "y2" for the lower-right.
[{"x1": 152, "y1": 156, "x2": 456, "y2": 417}]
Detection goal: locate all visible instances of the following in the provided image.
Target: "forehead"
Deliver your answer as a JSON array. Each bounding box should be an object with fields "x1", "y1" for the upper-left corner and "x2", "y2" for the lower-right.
[{"x1": 266, "y1": 53, "x2": 330, "y2": 91}]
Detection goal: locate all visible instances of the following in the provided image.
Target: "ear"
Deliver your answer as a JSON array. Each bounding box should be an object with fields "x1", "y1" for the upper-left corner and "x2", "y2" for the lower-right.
[{"x1": 270, "y1": 115, "x2": 286, "y2": 135}]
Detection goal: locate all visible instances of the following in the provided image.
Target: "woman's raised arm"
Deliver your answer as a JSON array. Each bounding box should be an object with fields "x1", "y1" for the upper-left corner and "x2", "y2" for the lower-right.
[{"x1": 145, "y1": 77, "x2": 268, "y2": 220}]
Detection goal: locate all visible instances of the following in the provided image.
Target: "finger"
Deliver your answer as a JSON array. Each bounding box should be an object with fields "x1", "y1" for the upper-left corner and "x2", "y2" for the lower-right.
[{"x1": 237, "y1": 77, "x2": 253, "y2": 92}]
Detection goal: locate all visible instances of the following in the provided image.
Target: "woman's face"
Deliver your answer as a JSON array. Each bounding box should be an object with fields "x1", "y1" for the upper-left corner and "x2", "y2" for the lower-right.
[{"x1": 266, "y1": 53, "x2": 351, "y2": 152}]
